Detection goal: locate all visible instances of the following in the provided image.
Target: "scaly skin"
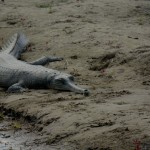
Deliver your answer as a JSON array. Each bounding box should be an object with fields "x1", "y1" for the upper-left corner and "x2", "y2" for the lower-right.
[{"x1": 0, "y1": 33, "x2": 90, "y2": 96}]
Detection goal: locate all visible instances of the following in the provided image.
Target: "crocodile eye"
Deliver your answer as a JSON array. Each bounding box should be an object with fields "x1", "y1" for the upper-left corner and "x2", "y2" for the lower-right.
[
  {"x1": 56, "y1": 78, "x2": 66, "y2": 84},
  {"x1": 69, "y1": 76, "x2": 74, "y2": 81}
]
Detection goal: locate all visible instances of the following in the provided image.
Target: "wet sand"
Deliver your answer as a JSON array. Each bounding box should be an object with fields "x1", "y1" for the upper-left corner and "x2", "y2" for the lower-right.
[{"x1": 0, "y1": 115, "x2": 75, "y2": 150}]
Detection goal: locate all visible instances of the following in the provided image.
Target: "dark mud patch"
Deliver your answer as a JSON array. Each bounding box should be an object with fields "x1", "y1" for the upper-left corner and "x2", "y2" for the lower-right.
[
  {"x1": 92, "y1": 90, "x2": 132, "y2": 104},
  {"x1": 80, "y1": 127, "x2": 150, "y2": 150},
  {"x1": 89, "y1": 46, "x2": 150, "y2": 78},
  {"x1": 86, "y1": 147, "x2": 112, "y2": 150},
  {"x1": 2, "y1": 13, "x2": 33, "y2": 28},
  {"x1": 128, "y1": 4, "x2": 150, "y2": 25},
  {"x1": 112, "y1": 2, "x2": 150, "y2": 26},
  {"x1": 89, "y1": 52, "x2": 116, "y2": 71},
  {"x1": 101, "y1": 90, "x2": 131, "y2": 100},
  {"x1": 82, "y1": 120, "x2": 114, "y2": 129},
  {"x1": 88, "y1": 52, "x2": 129, "y2": 71},
  {"x1": 0, "y1": 106, "x2": 37, "y2": 123},
  {"x1": 0, "y1": 115, "x2": 50, "y2": 150},
  {"x1": 130, "y1": 45, "x2": 150, "y2": 76},
  {"x1": 0, "y1": 106, "x2": 77, "y2": 150},
  {"x1": 142, "y1": 80, "x2": 150, "y2": 86},
  {"x1": 47, "y1": 132, "x2": 78, "y2": 145}
]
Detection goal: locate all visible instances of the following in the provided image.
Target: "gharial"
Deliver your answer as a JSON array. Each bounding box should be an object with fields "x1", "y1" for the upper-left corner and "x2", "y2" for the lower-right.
[{"x1": 0, "y1": 33, "x2": 89, "y2": 96}]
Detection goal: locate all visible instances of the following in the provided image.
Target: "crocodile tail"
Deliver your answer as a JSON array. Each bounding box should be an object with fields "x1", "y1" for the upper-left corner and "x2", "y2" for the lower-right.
[{"x1": 1, "y1": 33, "x2": 29, "y2": 59}]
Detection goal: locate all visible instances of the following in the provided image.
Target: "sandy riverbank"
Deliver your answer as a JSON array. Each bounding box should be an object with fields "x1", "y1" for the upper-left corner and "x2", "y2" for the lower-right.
[{"x1": 0, "y1": 0, "x2": 150, "y2": 149}]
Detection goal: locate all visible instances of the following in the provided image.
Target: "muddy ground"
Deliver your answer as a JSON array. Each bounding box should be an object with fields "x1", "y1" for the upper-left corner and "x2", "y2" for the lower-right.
[
  {"x1": 0, "y1": 0, "x2": 150, "y2": 149},
  {"x1": 0, "y1": 114, "x2": 57, "y2": 150}
]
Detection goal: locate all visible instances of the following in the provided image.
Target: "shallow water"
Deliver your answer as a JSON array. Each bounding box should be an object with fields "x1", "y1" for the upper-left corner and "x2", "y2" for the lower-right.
[{"x1": 0, "y1": 117, "x2": 56, "y2": 150}]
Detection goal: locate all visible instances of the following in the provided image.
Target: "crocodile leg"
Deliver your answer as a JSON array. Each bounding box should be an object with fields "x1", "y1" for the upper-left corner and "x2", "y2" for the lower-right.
[
  {"x1": 7, "y1": 83, "x2": 26, "y2": 93},
  {"x1": 30, "y1": 56, "x2": 63, "y2": 66}
]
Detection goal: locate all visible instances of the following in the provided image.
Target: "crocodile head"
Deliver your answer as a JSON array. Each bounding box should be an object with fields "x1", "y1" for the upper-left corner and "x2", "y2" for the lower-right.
[{"x1": 48, "y1": 74, "x2": 89, "y2": 96}]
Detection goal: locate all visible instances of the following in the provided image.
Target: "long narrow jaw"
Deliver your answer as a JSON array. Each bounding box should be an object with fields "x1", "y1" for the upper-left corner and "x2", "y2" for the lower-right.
[
  {"x1": 67, "y1": 82, "x2": 90, "y2": 96},
  {"x1": 49, "y1": 75, "x2": 90, "y2": 96}
]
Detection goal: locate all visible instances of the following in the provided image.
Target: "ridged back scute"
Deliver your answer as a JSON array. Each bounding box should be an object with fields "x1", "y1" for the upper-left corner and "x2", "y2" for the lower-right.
[{"x1": 1, "y1": 33, "x2": 29, "y2": 59}]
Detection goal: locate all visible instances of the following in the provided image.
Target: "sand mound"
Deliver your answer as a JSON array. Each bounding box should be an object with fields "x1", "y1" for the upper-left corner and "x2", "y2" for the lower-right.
[
  {"x1": 89, "y1": 51, "x2": 127, "y2": 71},
  {"x1": 130, "y1": 45, "x2": 150, "y2": 76},
  {"x1": 89, "y1": 45, "x2": 150, "y2": 77}
]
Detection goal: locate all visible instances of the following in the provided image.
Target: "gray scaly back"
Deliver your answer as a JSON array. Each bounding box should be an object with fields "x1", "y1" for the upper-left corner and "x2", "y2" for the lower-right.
[
  {"x1": 1, "y1": 33, "x2": 29, "y2": 59},
  {"x1": 0, "y1": 33, "x2": 89, "y2": 95}
]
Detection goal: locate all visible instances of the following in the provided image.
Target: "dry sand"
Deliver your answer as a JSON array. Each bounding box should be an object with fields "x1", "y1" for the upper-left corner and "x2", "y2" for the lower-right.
[{"x1": 0, "y1": 0, "x2": 150, "y2": 149}]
